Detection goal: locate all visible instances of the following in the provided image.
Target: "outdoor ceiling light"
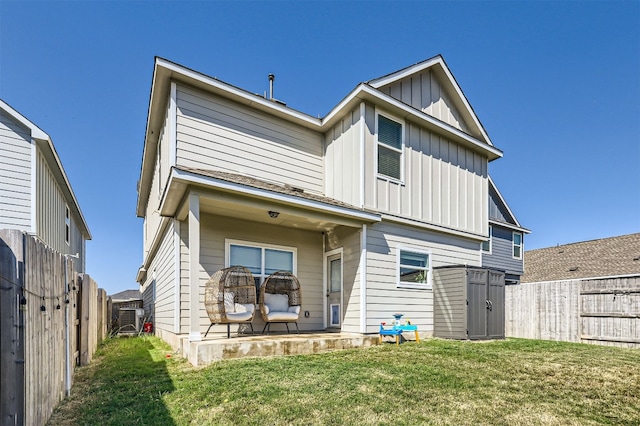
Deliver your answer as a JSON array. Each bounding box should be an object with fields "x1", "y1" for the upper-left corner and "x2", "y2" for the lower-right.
[{"x1": 268, "y1": 211, "x2": 280, "y2": 218}]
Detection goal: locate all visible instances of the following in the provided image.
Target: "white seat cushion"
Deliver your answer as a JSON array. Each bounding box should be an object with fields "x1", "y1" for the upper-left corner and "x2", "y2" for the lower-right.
[
  {"x1": 266, "y1": 311, "x2": 299, "y2": 321},
  {"x1": 226, "y1": 311, "x2": 253, "y2": 322},
  {"x1": 264, "y1": 293, "x2": 289, "y2": 313}
]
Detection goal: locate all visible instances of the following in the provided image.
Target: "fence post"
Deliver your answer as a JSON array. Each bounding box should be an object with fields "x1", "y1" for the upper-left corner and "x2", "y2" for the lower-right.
[{"x1": 0, "y1": 230, "x2": 25, "y2": 426}]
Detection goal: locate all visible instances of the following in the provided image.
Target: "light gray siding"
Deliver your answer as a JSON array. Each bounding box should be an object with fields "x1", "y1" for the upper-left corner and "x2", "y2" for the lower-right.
[
  {"x1": 433, "y1": 267, "x2": 467, "y2": 339},
  {"x1": 324, "y1": 106, "x2": 362, "y2": 207},
  {"x1": 0, "y1": 109, "x2": 32, "y2": 231},
  {"x1": 377, "y1": 69, "x2": 470, "y2": 134},
  {"x1": 362, "y1": 103, "x2": 488, "y2": 237},
  {"x1": 326, "y1": 226, "x2": 362, "y2": 333},
  {"x1": 175, "y1": 85, "x2": 324, "y2": 193},
  {"x1": 141, "y1": 221, "x2": 176, "y2": 331},
  {"x1": 482, "y1": 225, "x2": 524, "y2": 278},
  {"x1": 364, "y1": 221, "x2": 480, "y2": 333},
  {"x1": 179, "y1": 213, "x2": 325, "y2": 335}
]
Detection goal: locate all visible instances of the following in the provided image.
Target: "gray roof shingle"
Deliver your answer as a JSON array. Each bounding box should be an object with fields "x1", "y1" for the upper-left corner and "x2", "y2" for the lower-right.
[{"x1": 522, "y1": 233, "x2": 640, "y2": 283}]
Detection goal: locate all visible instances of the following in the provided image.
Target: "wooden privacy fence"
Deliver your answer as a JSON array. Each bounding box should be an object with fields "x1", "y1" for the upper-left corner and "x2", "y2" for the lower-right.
[
  {"x1": 0, "y1": 230, "x2": 107, "y2": 426},
  {"x1": 506, "y1": 276, "x2": 640, "y2": 348}
]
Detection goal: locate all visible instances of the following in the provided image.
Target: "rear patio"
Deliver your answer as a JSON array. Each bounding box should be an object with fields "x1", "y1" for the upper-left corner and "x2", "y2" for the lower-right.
[{"x1": 180, "y1": 331, "x2": 381, "y2": 366}]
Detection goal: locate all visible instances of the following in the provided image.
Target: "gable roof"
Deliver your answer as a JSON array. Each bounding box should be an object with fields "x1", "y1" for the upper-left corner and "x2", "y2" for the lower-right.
[
  {"x1": 488, "y1": 176, "x2": 530, "y2": 234},
  {"x1": 137, "y1": 57, "x2": 502, "y2": 217},
  {"x1": 109, "y1": 289, "x2": 141, "y2": 301},
  {"x1": 0, "y1": 99, "x2": 92, "y2": 240},
  {"x1": 522, "y1": 233, "x2": 640, "y2": 283},
  {"x1": 367, "y1": 55, "x2": 493, "y2": 147}
]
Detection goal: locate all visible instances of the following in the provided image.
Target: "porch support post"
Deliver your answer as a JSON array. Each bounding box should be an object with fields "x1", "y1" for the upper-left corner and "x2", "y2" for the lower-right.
[
  {"x1": 360, "y1": 224, "x2": 368, "y2": 333},
  {"x1": 188, "y1": 192, "x2": 202, "y2": 342}
]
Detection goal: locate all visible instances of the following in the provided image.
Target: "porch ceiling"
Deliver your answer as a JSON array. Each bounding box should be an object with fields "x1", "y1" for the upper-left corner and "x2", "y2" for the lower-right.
[{"x1": 162, "y1": 167, "x2": 380, "y2": 231}]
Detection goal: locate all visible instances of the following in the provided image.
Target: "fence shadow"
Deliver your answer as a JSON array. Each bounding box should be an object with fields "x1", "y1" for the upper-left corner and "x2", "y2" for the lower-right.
[{"x1": 48, "y1": 337, "x2": 177, "y2": 425}]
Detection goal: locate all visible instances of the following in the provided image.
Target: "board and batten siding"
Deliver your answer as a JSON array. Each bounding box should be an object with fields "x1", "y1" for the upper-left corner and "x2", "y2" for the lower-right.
[
  {"x1": 362, "y1": 103, "x2": 488, "y2": 236},
  {"x1": 364, "y1": 221, "x2": 480, "y2": 333},
  {"x1": 178, "y1": 213, "x2": 325, "y2": 336},
  {"x1": 376, "y1": 69, "x2": 471, "y2": 134},
  {"x1": 141, "y1": 221, "x2": 176, "y2": 332},
  {"x1": 0, "y1": 109, "x2": 32, "y2": 231},
  {"x1": 326, "y1": 226, "x2": 362, "y2": 333},
  {"x1": 481, "y1": 225, "x2": 524, "y2": 277},
  {"x1": 35, "y1": 150, "x2": 85, "y2": 272},
  {"x1": 324, "y1": 106, "x2": 362, "y2": 207},
  {"x1": 175, "y1": 84, "x2": 324, "y2": 193}
]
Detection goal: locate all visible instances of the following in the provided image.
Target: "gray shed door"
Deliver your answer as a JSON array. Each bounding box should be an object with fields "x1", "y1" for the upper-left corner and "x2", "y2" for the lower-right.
[
  {"x1": 467, "y1": 269, "x2": 505, "y2": 340},
  {"x1": 487, "y1": 271, "x2": 505, "y2": 339},
  {"x1": 467, "y1": 269, "x2": 489, "y2": 339}
]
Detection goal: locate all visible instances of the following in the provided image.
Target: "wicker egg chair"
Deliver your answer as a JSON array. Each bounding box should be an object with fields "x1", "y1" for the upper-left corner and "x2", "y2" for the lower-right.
[
  {"x1": 204, "y1": 266, "x2": 257, "y2": 338},
  {"x1": 259, "y1": 270, "x2": 302, "y2": 334}
]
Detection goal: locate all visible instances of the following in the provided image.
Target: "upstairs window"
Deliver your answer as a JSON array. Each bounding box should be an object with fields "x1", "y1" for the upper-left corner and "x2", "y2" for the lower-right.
[
  {"x1": 65, "y1": 205, "x2": 70, "y2": 245},
  {"x1": 377, "y1": 114, "x2": 403, "y2": 181},
  {"x1": 482, "y1": 225, "x2": 492, "y2": 253},
  {"x1": 513, "y1": 232, "x2": 523, "y2": 259},
  {"x1": 397, "y1": 248, "x2": 431, "y2": 289}
]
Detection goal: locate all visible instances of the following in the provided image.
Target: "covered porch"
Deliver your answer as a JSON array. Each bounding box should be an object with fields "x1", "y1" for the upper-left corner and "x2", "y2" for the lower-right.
[{"x1": 160, "y1": 167, "x2": 381, "y2": 344}]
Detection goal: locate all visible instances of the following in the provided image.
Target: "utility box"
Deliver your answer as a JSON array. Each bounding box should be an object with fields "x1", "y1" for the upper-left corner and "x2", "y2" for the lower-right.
[{"x1": 433, "y1": 266, "x2": 505, "y2": 340}]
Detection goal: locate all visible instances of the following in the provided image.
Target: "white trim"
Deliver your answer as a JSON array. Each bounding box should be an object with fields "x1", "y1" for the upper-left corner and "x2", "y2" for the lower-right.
[
  {"x1": 166, "y1": 167, "x2": 381, "y2": 223},
  {"x1": 396, "y1": 246, "x2": 432, "y2": 290},
  {"x1": 30, "y1": 138, "x2": 37, "y2": 233},
  {"x1": 188, "y1": 193, "x2": 201, "y2": 342},
  {"x1": 64, "y1": 204, "x2": 71, "y2": 246},
  {"x1": 359, "y1": 102, "x2": 365, "y2": 208},
  {"x1": 169, "y1": 82, "x2": 177, "y2": 168},
  {"x1": 375, "y1": 109, "x2": 405, "y2": 184},
  {"x1": 359, "y1": 224, "x2": 367, "y2": 333},
  {"x1": 381, "y1": 213, "x2": 487, "y2": 242},
  {"x1": 324, "y1": 247, "x2": 344, "y2": 330},
  {"x1": 225, "y1": 239, "x2": 297, "y2": 285},
  {"x1": 489, "y1": 219, "x2": 530, "y2": 234},
  {"x1": 512, "y1": 231, "x2": 523, "y2": 260},
  {"x1": 482, "y1": 225, "x2": 492, "y2": 254},
  {"x1": 173, "y1": 219, "x2": 181, "y2": 334},
  {"x1": 489, "y1": 176, "x2": 529, "y2": 232}
]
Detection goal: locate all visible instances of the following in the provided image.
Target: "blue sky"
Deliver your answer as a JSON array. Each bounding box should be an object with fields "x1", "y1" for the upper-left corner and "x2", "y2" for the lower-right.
[{"x1": 1, "y1": 1, "x2": 638, "y2": 295}]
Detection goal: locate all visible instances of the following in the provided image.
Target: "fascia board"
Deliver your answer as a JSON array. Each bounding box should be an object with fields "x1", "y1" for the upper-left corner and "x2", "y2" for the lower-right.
[
  {"x1": 489, "y1": 219, "x2": 531, "y2": 235},
  {"x1": 381, "y1": 213, "x2": 488, "y2": 242},
  {"x1": 488, "y1": 176, "x2": 524, "y2": 229},
  {"x1": 368, "y1": 56, "x2": 443, "y2": 88},
  {"x1": 160, "y1": 168, "x2": 381, "y2": 224},
  {"x1": 355, "y1": 85, "x2": 503, "y2": 160},
  {"x1": 0, "y1": 99, "x2": 49, "y2": 140}
]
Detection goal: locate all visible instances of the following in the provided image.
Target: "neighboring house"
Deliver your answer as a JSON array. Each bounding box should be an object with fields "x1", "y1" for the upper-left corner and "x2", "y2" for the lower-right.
[
  {"x1": 522, "y1": 233, "x2": 640, "y2": 283},
  {"x1": 481, "y1": 177, "x2": 530, "y2": 285},
  {"x1": 136, "y1": 55, "x2": 507, "y2": 347},
  {"x1": 0, "y1": 99, "x2": 91, "y2": 272},
  {"x1": 109, "y1": 289, "x2": 143, "y2": 331}
]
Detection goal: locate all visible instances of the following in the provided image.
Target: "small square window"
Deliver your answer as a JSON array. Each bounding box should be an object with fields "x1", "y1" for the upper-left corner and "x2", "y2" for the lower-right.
[
  {"x1": 65, "y1": 205, "x2": 70, "y2": 245},
  {"x1": 398, "y1": 248, "x2": 431, "y2": 289}
]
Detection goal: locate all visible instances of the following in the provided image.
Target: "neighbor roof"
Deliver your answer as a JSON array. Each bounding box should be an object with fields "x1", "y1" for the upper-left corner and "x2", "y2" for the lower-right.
[
  {"x1": 110, "y1": 289, "x2": 141, "y2": 301},
  {"x1": 522, "y1": 233, "x2": 640, "y2": 283}
]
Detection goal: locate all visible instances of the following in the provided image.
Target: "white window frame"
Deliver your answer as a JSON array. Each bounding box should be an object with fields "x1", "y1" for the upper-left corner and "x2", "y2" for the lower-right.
[
  {"x1": 225, "y1": 239, "x2": 297, "y2": 287},
  {"x1": 64, "y1": 205, "x2": 71, "y2": 246},
  {"x1": 512, "y1": 232, "x2": 523, "y2": 259},
  {"x1": 396, "y1": 246, "x2": 432, "y2": 290},
  {"x1": 375, "y1": 109, "x2": 405, "y2": 184},
  {"x1": 482, "y1": 225, "x2": 492, "y2": 254}
]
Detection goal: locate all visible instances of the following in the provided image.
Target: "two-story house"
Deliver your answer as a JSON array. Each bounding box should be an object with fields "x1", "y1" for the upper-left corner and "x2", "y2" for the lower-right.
[
  {"x1": 136, "y1": 55, "x2": 505, "y2": 348},
  {"x1": 0, "y1": 99, "x2": 91, "y2": 272}
]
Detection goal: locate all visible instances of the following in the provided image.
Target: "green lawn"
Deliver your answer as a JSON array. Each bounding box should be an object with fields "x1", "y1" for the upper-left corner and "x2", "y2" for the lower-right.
[{"x1": 48, "y1": 336, "x2": 640, "y2": 425}]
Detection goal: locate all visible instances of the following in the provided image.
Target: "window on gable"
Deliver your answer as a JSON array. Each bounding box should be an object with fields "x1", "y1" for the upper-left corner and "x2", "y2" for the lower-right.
[
  {"x1": 398, "y1": 248, "x2": 431, "y2": 289},
  {"x1": 227, "y1": 240, "x2": 296, "y2": 292},
  {"x1": 513, "y1": 232, "x2": 523, "y2": 259},
  {"x1": 65, "y1": 205, "x2": 71, "y2": 245},
  {"x1": 377, "y1": 114, "x2": 403, "y2": 181},
  {"x1": 482, "y1": 225, "x2": 492, "y2": 253}
]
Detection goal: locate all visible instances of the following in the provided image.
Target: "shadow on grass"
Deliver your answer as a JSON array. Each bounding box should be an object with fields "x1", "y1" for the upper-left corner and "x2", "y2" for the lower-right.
[{"x1": 48, "y1": 337, "x2": 176, "y2": 425}]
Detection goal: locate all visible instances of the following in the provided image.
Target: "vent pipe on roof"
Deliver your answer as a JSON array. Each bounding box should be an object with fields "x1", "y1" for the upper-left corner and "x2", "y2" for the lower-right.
[{"x1": 268, "y1": 73, "x2": 275, "y2": 100}]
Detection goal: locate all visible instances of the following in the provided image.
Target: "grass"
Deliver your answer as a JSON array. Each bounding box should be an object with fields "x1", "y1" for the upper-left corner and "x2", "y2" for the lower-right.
[{"x1": 48, "y1": 337, "x2": 640, "y2": 426}]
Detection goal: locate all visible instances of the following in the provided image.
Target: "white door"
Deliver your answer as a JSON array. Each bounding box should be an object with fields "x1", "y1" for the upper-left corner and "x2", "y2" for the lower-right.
[{"x1": 326, "y1": 254, "x2": 342, "y2": 329}]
